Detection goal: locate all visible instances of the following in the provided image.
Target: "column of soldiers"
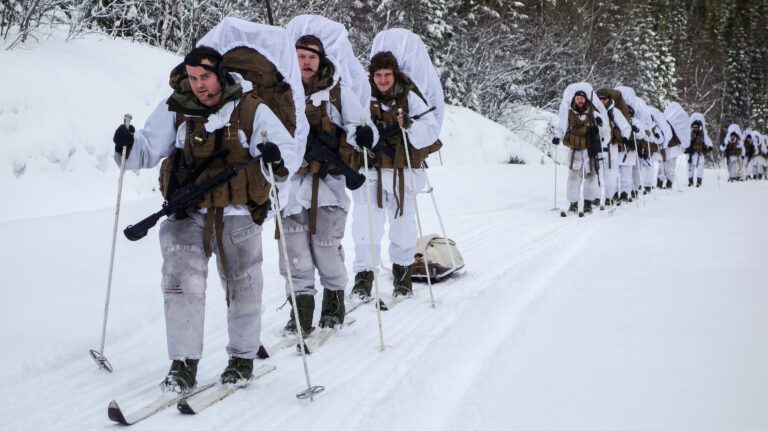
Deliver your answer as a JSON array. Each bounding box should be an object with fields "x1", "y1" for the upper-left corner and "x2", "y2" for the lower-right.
[
  {"x1": 552, "y1": 81, "x2": 764, "y2": 216},
  {"x1": 110, "y1": 17, "x2": 442, "y2": 392}
]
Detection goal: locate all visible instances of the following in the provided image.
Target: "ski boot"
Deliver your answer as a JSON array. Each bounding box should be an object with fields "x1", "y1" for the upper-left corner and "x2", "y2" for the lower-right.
[
  {"x1": 567, "y1": 201, "x2": 579, "y2": 214},
  {"x1": 283, "y1": 294, "x2": 314, "y2": 337},
  {"x1": 583, "y1": 199, "x2": 593, "y2": 215},
  {"x1": 688, "y1": 177, "x2": 693, "y2": 187},
  {"x1": 696, "y1": 178, "x2": 702, "y2": 187},
  {"x1": 592, "y1": 198, "x2": 600, "y2": 207},
  {"x1": 657, "y1": 178, "x2": 663, "y2": 189},
  {"x1": 620, "y1": 192, "x2": 628, "y2": 203},
  {"x1": 666, "y1": 179, "x2": 673, "y2": 189},
  {"x1": 392, "y1": 264, "x2": 413, "y2": 298},
  {"x1": 350, "y1": 271, "x2": 374, "y2": 302},
  {"x1": 220, "y1": 357, "x2": 253, "y2": 386},
  {"x1": 643, "y1": 186, "x2": 651, "y2": 194},
  {"x1": 319, "y1": 288, "x2": 345, "y2": 329},
  {"x1": 161, "y1": 359, "x2": 198, "y2": 394}
]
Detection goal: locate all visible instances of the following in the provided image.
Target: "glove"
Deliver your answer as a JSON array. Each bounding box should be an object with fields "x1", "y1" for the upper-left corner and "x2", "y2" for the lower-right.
[
  {"x1": 621, "y1": 137, "x2": 630, "y2": 146},
  {"x1": 397, "y1": 112, "x2": 413, "y2": 129},
  {"x1": 257, "y1": 141, "x2": 282, "y2": 165},
  {"x1": 355, "y1": 125, "x2": 374, "y2": 149},
  {"x1": 653, "y1": 132, "x2": 660, "y2": 139},
  {"x1": 594, "y1": 117, "x2": 603, "y2": 127},
  {"x1": 632, "y1": 125, "x2": 640, "y2": 134},
  {"x1": 113, "y1": 124, "x2": 135, "y2": 153},
  {"x1": 551, "y1": 137, "x2": 560, "y2": 145}
]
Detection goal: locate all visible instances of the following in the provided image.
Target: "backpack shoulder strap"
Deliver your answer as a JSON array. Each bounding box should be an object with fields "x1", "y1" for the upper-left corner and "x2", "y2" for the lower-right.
[{"x1": 236, "y1": 92, "x2": 263, "y2": 142}]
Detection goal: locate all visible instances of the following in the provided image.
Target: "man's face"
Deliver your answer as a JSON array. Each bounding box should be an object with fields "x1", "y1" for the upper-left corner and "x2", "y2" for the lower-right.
[
  {"x1": 574, "y1": 95, "x2": 587, "y2": 108},
  {"x1": 599, "y1": 96, "x2": 609, "y2": 107},
  {"x1": 731, "y1": 133, "x2": 738, "y2": 142},
  {"x1": 186, "y1": 59, "x2": 222, "y2": 107},
  {"x1": 745, "y1": 136, "x2": 752, "y2": 144},
  {"x1": 297, "y1": 45, "x2": 322, "y2": 84},
  {"x1": 373, "y1": 68, "x2": 395, "y2": 94}
]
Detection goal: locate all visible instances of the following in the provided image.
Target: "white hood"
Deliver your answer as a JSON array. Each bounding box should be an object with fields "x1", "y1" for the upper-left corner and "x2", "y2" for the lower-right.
[
  {"x1": 197, "y1": 17, "x2": 309, "y2": 149},
  {"x1": 286, "y1": 15, "x2": 371, "y2": 110},
  {"x1": 723, "y1": 124, "x2": 743, "y2": 145},
  {"x1": 649, "y1": 106, "x2": 673, "y2": 147},
  {"x1": 370, "y1": 28, "x2": 445, "y2": 129},
  {"x1": 689, "y1": 112, "x2": 713, "y2": 147},
  {"x1": 663, "y1": 102, "x2": 690, "y2": 148}
]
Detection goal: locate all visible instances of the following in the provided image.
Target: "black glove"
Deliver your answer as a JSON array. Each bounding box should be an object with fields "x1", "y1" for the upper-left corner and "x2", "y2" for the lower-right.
[
  {"x1": 594, "y1": 117, "x2": 603, "y2": 127},
  {"x1": 653, "y1": 132, "x2": 660, "y2": 139},
  {"x1": 355, "y1": 125, "x2": 374, "y2": 149},
  {"x1": 621, "y1": 137, "x2": 630, "y2": 146},
  {"x1": 399, "y1": 112, "x2": 413, "y2": 129},
  {"x1": 632, "y1": 125, "x2": 640, "y2": 134},
  {"x1": 552, "y1": 137, "x2": 560, "y2": 146},
  {"x1": 113, "y1": 124, "x2": 135, "y2": 153},
  {"x1": 257, "y1": 141, "x2": 282, "y2": 164}
]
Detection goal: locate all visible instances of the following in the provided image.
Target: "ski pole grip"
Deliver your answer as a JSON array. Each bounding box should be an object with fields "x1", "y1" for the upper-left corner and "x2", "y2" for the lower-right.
[{"x1": 124, "y1": 113, "x2": 133, "y2": 128}]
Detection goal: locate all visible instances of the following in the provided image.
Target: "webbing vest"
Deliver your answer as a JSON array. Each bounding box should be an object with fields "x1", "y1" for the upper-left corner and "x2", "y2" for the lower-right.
[
  {"x1": 159, "y1": 93, "x2": 271, "y2": 208},
  {"x1": 370, "y1": 81, "x2": 441, "y2": 169},
  {"x1": 724, "y1": 142, "x2": 742, "y2": 157},
  {"x1": 297, "y1": 83, "x2": 359, "y2": 176},
  {"x1": 564, "y1": 106, "x2": 596, "y2": 151},
  {"x1": 744, "y1": 140, "x2": 755, "y2": 158},
  {"x1": 297, "y1": 80, "x2": 360, "y2": 234},
  {"x1": 607, "y1": 108, "x2": 626, "y2": 152},
  {"x1": 690, "y1": 131, "x2": 705, "y2": 154}
]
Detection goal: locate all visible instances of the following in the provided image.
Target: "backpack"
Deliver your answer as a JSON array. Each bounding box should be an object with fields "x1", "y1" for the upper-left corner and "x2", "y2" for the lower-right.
[{"x1": 412, "y1": 235, "x2": 465, "y2": 283}]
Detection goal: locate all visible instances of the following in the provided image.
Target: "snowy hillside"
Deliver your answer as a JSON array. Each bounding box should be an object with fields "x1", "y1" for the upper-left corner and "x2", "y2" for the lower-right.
[{"x1": 1, "y1": 32, "x2": 767, "y2": 431}]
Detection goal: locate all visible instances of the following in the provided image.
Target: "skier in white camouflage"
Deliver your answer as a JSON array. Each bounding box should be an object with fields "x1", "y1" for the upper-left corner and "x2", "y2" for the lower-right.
[
  {"x1": 279, "y1": 16, "x2": 378, "y2": 335},
  {"x1": 111, "y1": 45, "x2": 299, "y2": 393},
  {"x1": 720, "y1": 124, "x2": 745, "y2": 182},
  {"x1": 552, "y1": 82, "x2": 610, "y2": 215}
]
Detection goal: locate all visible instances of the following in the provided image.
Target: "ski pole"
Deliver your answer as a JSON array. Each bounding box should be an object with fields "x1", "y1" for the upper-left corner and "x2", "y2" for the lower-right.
[
  {"x1": 361, "y1": 144, "x2": 386, "y2": 352},
  {"x1": 550, "y1": 141, "x2": 559, "y2": 211},
  {"x1": 399, "y1": 109, "x2": 436, "y2": 309},
  {"x1": 90, "y1": 113, "x2": 132, "y2": 373},
  {"x1": 263, "y1": 131, "x2": 322, "y2": 401}
]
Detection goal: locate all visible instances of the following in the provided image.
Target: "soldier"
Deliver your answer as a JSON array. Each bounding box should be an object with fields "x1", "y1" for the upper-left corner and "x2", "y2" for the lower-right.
[
  {"x1": 719, "y1": 124, "x2": 744, "y2": 182},
  {"x1": 350, "y1": 51, "x2": 440, "y2": 298},
  {"x1": 277, "y1": 28, "x2": 377, "y2": 335},
  {"x1": 596, "y1": 88, "x2": 631, "y2": 207},
  {"x1": 686, "y1": 113, "x2": 713, "y2": 187},
  {"x1": 111, "y1": 45, "x2": 298, "y2": 391},
  {"x1": 552, "y1": 83, "x2": 609, "y2": 215}
]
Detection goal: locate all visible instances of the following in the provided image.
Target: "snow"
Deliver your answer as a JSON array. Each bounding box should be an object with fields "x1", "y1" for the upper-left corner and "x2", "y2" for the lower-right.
[{"x1": 2, "y1": 31, "x2": 767, "y2": 431}]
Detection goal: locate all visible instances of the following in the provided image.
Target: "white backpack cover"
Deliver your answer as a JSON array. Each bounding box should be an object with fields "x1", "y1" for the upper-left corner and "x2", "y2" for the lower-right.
[{"x1": 412, "y1": 234, "x2": 465, "y2": 282}]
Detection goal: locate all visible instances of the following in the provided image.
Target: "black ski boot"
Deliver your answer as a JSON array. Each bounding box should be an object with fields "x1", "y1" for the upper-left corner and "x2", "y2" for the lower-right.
[
  {"x1": 568, "y1": 201, "x2": 579, "y2": 214},
  {"x1": 688, "y1": 177, "x2": 693, "y2": 187},
  {"x1": 592, "y1": 198, "x2": 600, "y2": 207},
  {"x1": 350, "y1": 271, "x2": 374, "y2": 301},
  {"x1": 620, "y1": 192, "x2": 628, "y2": 203},
  {"x1": 696, "y1": 178, "x2": 702, "y2": 187},
  {"x1": 666, "y1": 179, "x2": 673, "y2": 189},
  {"x1": 161, "y1": 359, "x2": 199, "y2": 394},
  {"x1": 392, "y1": 264, "x2": 413, "y2": 298},
  {"x1": 220, "y1": 357, "x2": 253, "y2": 386},
  {"x1": 283, "y1": 294, "x2": 315, "y2": 337},
  {"x1": 657, "y1": 178, "x2": 663, "y2": 188},
  {"x1": 605, "y1": 197, "x2": 613, "y2": 207},
  {"x1": 319, "y1": 288, "x2": 345, "y2": 329},
  {"x1": 583, "y1": 199, "x2": 593, "y2": 215},
  {"x1": 643, "y1": 186, "x2": 651, "y2": 194}
]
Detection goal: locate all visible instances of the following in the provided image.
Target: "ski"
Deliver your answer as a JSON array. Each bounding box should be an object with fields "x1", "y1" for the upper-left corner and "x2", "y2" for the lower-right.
[
  {"x1": 107, "y1": 378, "x2": 218, "y2": 425},
  {"x1": 177, "y1": 364, "x2": 276, "y2": 415},
  {"x1": 300, "y1": 317, "x2": 357, "y2": 354}
]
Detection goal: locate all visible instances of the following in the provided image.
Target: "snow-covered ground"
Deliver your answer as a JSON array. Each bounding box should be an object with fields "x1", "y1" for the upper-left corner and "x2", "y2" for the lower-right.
[{"x1": 2, "y1": 32, "x2": 767, "y2": 431}]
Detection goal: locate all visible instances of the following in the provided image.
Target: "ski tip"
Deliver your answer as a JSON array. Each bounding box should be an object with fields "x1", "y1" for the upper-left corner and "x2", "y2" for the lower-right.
[
  {"x1": 177, "y1": 399, "x2": 195, "y2": 415},
  {"x1": 107, "y1": 400, "x2": 128, "y2": 424}
]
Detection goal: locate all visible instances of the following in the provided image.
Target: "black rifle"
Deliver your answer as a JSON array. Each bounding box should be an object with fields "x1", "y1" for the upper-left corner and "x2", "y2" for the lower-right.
[
  {"x1": 373, "y1": 106, "x2": 438, "y2": 161},
  {"x1": 306, "y1": 131, "x2": 366, "y2": 190},
  {"x1": 124, "y1": 156, "x2": 262, "y2": 241}
]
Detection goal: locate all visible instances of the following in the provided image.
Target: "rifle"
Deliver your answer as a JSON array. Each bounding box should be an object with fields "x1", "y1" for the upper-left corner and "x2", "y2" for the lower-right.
[
  {"x1": 372, "y1": 106, "x2": 438, "y2": 162},
  {"x1": 305, "y1": 131, "x2": 366, "y2": 190},
  {"x1": 123, "y1": 156, "x2": 262, "y2": 241}
]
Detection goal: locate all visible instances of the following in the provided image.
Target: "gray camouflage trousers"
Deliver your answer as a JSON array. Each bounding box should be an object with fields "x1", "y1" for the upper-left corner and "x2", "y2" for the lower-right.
[
  {"x1": 278, "y1": 206, "x2": 348, "y2": 296},
  {"x1": 159, "y1": 212, "x2": 264, "y2": 361}
]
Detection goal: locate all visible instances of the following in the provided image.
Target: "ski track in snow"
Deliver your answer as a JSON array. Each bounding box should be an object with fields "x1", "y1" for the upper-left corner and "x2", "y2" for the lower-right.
[{"x1": 2, "y1": 166, "x2": 767, "y2": 431}]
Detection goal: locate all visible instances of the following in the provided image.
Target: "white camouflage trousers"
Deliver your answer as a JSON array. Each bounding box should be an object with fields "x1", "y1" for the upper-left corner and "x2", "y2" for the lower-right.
[
  {"x1": 688, "y1": 153, "x2": 706, "y2": 182},
  {"x1": 278, "y1": 206, "x2": 348, "y2": 296},
  {"x1": 351, "y1": 168, "x2": 425, "y2": 272},
  {"x1": 657, "y1": 157, "x2": 678, "y2": 186},
  {"x1": 159, "y1": 213, "x2": 263, "y2": 361},
  {"x1": 745, "y1": 156, "x2": 760, "y2": 177},
  {"x1": 602, "y1": 144, "x2": 620, "y2": 199},
  {"x1": 565, "y1": 148, "x2": 599, "y2": 203}
]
